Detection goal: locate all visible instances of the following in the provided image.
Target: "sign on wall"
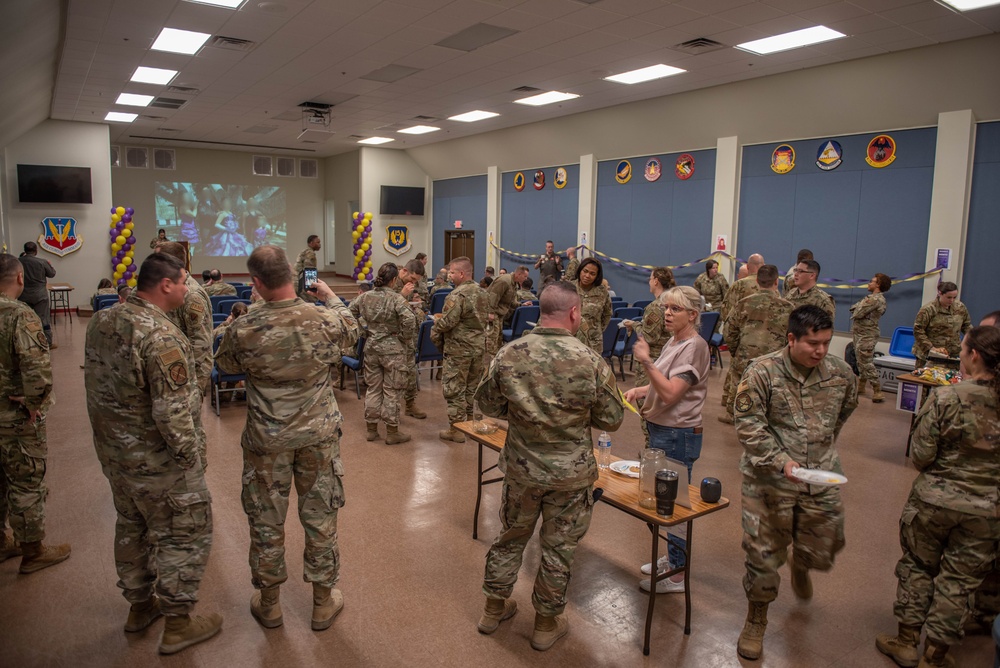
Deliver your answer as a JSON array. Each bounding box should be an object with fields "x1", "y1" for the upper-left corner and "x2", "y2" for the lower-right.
[{"x1": 38, "y1": 217, "x2": 83, "y2": 256}]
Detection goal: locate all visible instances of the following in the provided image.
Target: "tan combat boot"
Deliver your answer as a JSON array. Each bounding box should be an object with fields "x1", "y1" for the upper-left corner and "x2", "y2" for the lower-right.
[
  {"x1": 385, "y1": 425, "x2": 412, "y2": 445},
  {"x1": 405, "y1": 401, "x2": 427, "y2": 419},
  {"x1": 125, "y1": 595, "x2": 163, "y2": 633},
  {"x1": 530, "y1": 613, "x2": 568, "y2": 651},
  {"x1": 737, "y1": 601, "x2": 769, "y2": 660},
  {"x1": 311, "y1": 584, "x2": 344, "y2": 631},
  {"x1": 0, "y1": 530, "x2": 21, "y2": 563},
  {"x1": 250, "y1": 585, "x2": 283, "y2": 628},
  {"x1": 477, "y1": 597, "x2": 517, "y2": 634},
  {"x1": 872, "y1": 381, "x2": 885, "y2": 403},
  {"x1": 158, "y1": 612, "x2": 223, "y2": 655},
  {"x1": 366, "y1": 422, "x2": 380, "y2": 442},
  {"x1": 789, "y1": 550, "x2": 812, "y2": 601},
  {"x1": 18, "y1": 541, "x2": 71, "y2": 574},
  {"x1": 858, "y1": 378, "x2": 867, "y2": 396},
  {"x1": 875, "y1": 623, "x2": 921, "y2": 667},
  {"x1": 439, "y1": 425, "x2": 466, "y2": 443},
  {"x1": 717, "y1": 414, "x2": 734, "y2": 425},
  {"x1": 917, "y1": 638, "x2": 955, "y2": 667}
]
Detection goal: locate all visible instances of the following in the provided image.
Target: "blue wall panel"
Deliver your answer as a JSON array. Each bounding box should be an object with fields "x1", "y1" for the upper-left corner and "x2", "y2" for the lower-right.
[
  {"x1": 738, "y1": 128, "x2": 935, "y2": 333},
  {"x1": 962, "y1": 121, "x2": 1000, "y2": 323},
  {"x1": 595, "y1": 149, "x2": 716, "y2": 304},
  {"x1": 432, "y1": 175, "x2": 488, "y2": 275},
  {"x1": 500, "y1": 165, "x2": 579, "y2": 275}
]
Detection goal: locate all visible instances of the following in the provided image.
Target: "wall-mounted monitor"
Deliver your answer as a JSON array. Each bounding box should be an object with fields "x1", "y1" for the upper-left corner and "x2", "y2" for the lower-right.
[
  {"x1": 380, "y1": 185, "x2": 424, "y2": 216},
  {"x1": 17, "y1": 164, "x2": 93, "y2": 204}
]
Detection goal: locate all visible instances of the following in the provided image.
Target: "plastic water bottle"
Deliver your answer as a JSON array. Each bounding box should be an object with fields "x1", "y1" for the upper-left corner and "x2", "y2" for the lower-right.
[{"x1": 596, "y1": 431, "x2": 612, "y2": 471}]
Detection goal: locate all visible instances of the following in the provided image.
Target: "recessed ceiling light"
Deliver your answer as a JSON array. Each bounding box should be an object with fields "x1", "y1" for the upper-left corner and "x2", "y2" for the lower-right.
[
  {"x1": 938, "y1": 0, "x2": 1000, "y2": 8},
  {"x1": 736, "y1": 26, "x2": 845, "y2": 55},
  {"x1": 448, "y1": 110, "x2": 499, "y2": 122},
  {"x1": 130, "y1": 66, "x2": 178, "y2": 85},
  {"x1": 398, "y1": 125, "x2": 440, "y2": 135},
  {"x1": 514, "y1": 91, "x2": 580, "y2": 106},
  {"x1": 605, "y1": 64, "x2": 687, "y2": 85},
  {"x1": 105, "y1": 112, "x2": 138, "y2": 123},
  {"x1": 185, "y1": 0, "x2": 245, "y2": 7},
  {"x1": 115, "y1": 93, "x2": 154, "y2": 107},
  {"x1": 358, "y1": 137, "x2": 394, "y2": 145},
  {"x1": 151, "y1": 27, "x2": 212, "y2": 55}
]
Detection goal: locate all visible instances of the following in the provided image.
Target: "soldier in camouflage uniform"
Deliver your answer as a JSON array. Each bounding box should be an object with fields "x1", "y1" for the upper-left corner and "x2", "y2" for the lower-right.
[
  {"x1": 850, "y1": 273, "x2": 890, "y2": 402},
  {"x1": 474, "y1": 280, "x2": 624, "y2": 651},
  {"x1": 431, "y1": 257, "x2": 489, "y2": 443},
  {"x1": 486, "y1": 266, "x2": 529, "y2": 359},
  {"x1": 429, "y1": 268, "x2": 452, "y2": 296},
  {"x1": 293, "y1": 235, "x2": 322, "y2": 304},
  {"x1": 84, "y1": 253, "x2": 221, "y2": 654},
  {"x1": 215, "y1": 246, "x2": 357, "y2": 633},
  {"x1": 876, "y1": 325, "x2": 1000, "y2": 668},
  {"x1": 515, "y1": 276, "x2": 535, "y2": 304},
  {"x1": 351, "y1": 263, "x2": 417, "y2": 444},
  {"x1": 203, "y1": 269, "x2": 238, "y2": 296},
  {"x1": 912, "y1": 281, "x2": 971, "y2": 369},
  {"x1": 721, "y1": 265, "x2": 793, "y2": 423},
  {"x1": 694, "y1": 259, "x2": 729, "y2": 311},
  {"x1": 734, "y1": 305, "x2": 858, "y2": 661},
  {"x1": 0, "y1": 254, "x2": 71, "y2": 574},
  {"x1": 563, "y1": 256, "x2": 612, "y2": 355},
  {"x1": 786, "y1": 259, "x2": 836, "y2": 321},
  {"x1": 720, "y1": 254, "x2": 764, "y2": 410},
  {"x1": 783, "y1": 249, "x2": 813, "y2": 297},
  {"x1": 398, "y1": 259, "x2": 429, "y2": 419},
  {"x1": 155, "y1": 242, "x2": 213, "y2": 400}
]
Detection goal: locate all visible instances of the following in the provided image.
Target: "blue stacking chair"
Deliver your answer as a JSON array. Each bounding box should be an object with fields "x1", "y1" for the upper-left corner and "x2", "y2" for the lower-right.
[
  {"x1": 503, "y1": 305, "x2": 540, "y2": 343},
  {"x1": 602, "y1": 318, "x2": 624, "y2": 362},
  {"x1": 340, "y1": 336, "x2": 366, "y2": 399},
  {"x1": 210, "y1": 295, "x2": 231, "y2": 313},
  {"x1": 610, "y1": 296, "x2": 625, "y2": 303},
  {"x1": 430, "y1": 289, "x2": 452, "y2": 314},
  {"x1": 216, "y1": 298, "x2": 250, "y2": 315},
  {"x1": 93, "y1": 295, "x2": 119, "y2": 311},
  {"x1": 632, "y1": 299, "x2": 652, "y2": 310},
  {"x1": 613, "y1": 306, "x2": 643, "y2": 321},
  {"x1": 210, "y1": 335, "x2": 246, "y2": 415},
  {"x1": 699, "y1": 311, "x2": 722, "y2": 368},
  {"x1": 237, "y1": 285, "x2": 254, "y2": 300},
  {"x1": 212, "y1": 313, "x2": 227, "y2": 327},
  {"x1": 415, "y1": 320, "x2": 443, "y2": 389},
  {"x1": 612, "y1": 327, "x2": 636, "y2": 381}
]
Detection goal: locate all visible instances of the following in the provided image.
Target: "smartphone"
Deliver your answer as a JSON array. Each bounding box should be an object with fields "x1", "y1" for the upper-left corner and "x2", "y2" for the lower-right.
[{"x1": 302, "y1": 268, "x2": 318, "y2": 292}]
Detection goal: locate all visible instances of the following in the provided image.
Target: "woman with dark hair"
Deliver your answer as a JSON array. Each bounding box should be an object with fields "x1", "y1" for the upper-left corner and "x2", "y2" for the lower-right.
[
  {"x1": 694, "y1": 259, "x2": 728, "y2": 310},
  {"x1": 913, "y1": 281, "x2": 972, "y2": 369},
  {"x1": 565, "y1": 257, "x2": 611, "y2": 354},
  {"x1": 349, "y1": 262, "x2": 418, "y2": 445},
  {"x1": 851, "y1": 272, "x2": 891, "y2": 402},
  {"x1": 876, "y1": 326, "x2": 1000, "y2": 668}
]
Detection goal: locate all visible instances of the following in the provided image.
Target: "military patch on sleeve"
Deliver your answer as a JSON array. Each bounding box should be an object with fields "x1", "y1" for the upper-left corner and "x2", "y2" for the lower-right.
[
  {"x1": 158, "y1": 347, "x2": 184, "y2": 366},
  {"x1": 187, "y1": 299, "x2": 205, "y2": 316},
  {"x1": 36, "y1": 331, "x2": 49, "y2": 348},
  {"x1": 168, "y1": 361, "x2": 188, "y2": 385},
  {"x1": 735, "y1": 391, "x2": 753, "y2": 413}
]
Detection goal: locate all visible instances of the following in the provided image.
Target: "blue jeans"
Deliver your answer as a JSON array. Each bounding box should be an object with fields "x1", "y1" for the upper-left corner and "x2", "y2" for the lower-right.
[{"x1": 646, "y1": 423, "x2": 703, "y2": 570}]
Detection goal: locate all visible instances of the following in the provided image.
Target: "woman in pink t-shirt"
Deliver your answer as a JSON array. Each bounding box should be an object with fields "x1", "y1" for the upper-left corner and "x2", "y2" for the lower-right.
[{"x1": 624, "y1": 285, "x2": 711, "y2": 594}]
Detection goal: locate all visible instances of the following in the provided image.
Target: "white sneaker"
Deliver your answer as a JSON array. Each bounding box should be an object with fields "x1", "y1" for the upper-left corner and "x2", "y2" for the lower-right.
[
  {"x1": 640, "y1": 556, "x2": 671, "y2": 575},
  {"x1": 639, "y1": 577, "x2": 685, "y2": 594}
]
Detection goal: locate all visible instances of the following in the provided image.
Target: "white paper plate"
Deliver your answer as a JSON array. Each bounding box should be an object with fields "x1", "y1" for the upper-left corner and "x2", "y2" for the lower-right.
[
  {"x1": 610, "y1": 460, "x2": 641, "y2": 478},
  {"x1": 791, "y1": 467, "x2": 847, "y2": 486}
]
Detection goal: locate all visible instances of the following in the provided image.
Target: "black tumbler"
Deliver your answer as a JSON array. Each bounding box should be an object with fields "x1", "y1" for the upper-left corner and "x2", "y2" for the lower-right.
[{"x1": 655, "y1": 470, "x2": 679, "y2": 517}]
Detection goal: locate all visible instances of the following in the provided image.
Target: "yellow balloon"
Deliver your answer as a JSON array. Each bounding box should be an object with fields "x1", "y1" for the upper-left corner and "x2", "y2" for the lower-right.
[
  {"x1": 361, "y1": 243, "x2": 369, "y2": 251},
  {"x1": 356, "y1": 223, "x2": 365, "y2": 233},
  {"x1": 127, "y1": 278, "x2": 137, "y2": 288},
  {"x1": 352, "y1": 211, "x2": 359, "y2": 219},
  {"x1": 115, "y1": 235, "x2": 126, "y2": 245},
  {"x1": 116, "y1": 206, "x2": 125, "y2": 216},
  {"x1": 112, "y1": 214, "x2": 121, "y2": 223},
  {"x1": 111, "y1": 243, "x2": 121, "y2": 252},
  {"x1": 125, "y1": 250, "x2": 134, "y2": 258},
  {"x1": 351, "y1": 231, "x2": 360, "y2": 240},
  {"x1": 113, "y1": 271, "x2": 122, "y2": 280},
  {"x1": 122, "y1": 228, "x2": 132, "y2": 238},
  {"x1": 363, "y1": 212, "x2": 373, "y2": 220},
  {"x1": 122, "y1": 256, "x2": 132, "y2": 266},
  {"x1": 125, "y1": 222, "x2": 134, "y2": 230},
  {"x1": 116, "y1": 263, "x2": 126, "y2": 273}
]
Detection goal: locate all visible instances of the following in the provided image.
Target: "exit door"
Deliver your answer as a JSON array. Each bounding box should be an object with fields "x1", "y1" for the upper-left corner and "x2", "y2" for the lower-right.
[{"x1": 444, "y1": 230, "x2": 475, "y2": 266}]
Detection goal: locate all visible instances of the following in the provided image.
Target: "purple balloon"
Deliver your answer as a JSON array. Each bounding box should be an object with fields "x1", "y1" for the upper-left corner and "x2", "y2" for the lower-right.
[
  {"x1": 365, "y1": 224, "x2": 372, "y2": 233},
  {"x1": 111, "y1": 208, "x2": 117, "y2": 215},
  {"x1": 126, "y1": 207, "x2": 134, "y2": 215},
  {"x1": 122, "y1": 214, "x2": 132, "y2": 223},
  {"x1": 364, "y1": 250, "x2": 371, "y2": 259}
]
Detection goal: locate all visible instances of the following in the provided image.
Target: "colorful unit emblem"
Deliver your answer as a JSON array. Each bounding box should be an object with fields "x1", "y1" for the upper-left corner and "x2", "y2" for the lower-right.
[
  {"x1": 554, "y1": 167, "x2": 568, "y2": 189},
  {"x1": 513, "y1": 172, "x2": 525, "y2": 191},
  {"x1": 38, "y1": 217, "x2": 82, "y2": 256},
  {"x1": 644, "y1": 158, "x2": 662, "y2": 182},
  {"x1": 616, "y1": 160, "x2": 632, "y2": 184},
  {"x1": 816, "y1": 140, "x2": 843, "y2": 171},
  {"x1": 533, "y1": 170, "x2": 545, "y2": 190},
  {"x1": 675, "y1": 154, "x2": 695, "y2": 180},
  {"x1": 770, "y1": 144, "x2": 796, "y2": 174},
  {"x1": 383, "y1": 225, "x2": 412, "y2": 257},
  {"x1": 866, "y1": 134, "x2": 896, "y2": 168}
]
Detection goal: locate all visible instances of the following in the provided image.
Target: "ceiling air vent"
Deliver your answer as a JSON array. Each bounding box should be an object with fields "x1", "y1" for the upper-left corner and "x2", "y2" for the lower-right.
[
  {"x1": 151, "y1": 97, "x2": 187, "y2": 110},
  {"x1": 674, "y1": 37, "x2": 726, "y2": 54},
  {"x1": 347, "y1": 135, "x2": 364, "y2": 140},
  {"x1": 511, "y1": 85, "x2": 540, "y2": 93},
  {"x1": 412, "y1": 115, "x2": 439, "y2": 121},
  {"x1": 158, "y1": 128, "x2": 182, "y2": 133},
  {"x1": 208, "y1": 35, "x2": 256, "y2": 52},
  {"x1": 167, "y1": 85, "x2": 199, "y2": 94}
]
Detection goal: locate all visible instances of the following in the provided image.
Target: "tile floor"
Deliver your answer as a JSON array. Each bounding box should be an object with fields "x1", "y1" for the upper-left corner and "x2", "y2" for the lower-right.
[{"x1": 1, "y1": 316, "x2": 995, "y2": 667}]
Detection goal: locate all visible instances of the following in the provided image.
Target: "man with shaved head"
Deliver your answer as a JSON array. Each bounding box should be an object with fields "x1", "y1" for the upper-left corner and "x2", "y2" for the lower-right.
[
  {"x1": 720, "y1": 253, "x2": 765, "y2": 412},
  {"x1": 474, "y1": 280, "x2": 624, "y2": 651}
]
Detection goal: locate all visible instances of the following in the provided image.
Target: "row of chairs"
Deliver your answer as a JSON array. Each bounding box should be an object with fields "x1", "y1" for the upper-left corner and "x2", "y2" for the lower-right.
[{"x1": 600, "y1": 311, "x2": 724, "y2": 381}]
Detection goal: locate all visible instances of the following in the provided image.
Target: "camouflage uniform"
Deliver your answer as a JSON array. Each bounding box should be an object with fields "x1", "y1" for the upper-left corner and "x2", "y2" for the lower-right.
[
  {"x1": 723, "y1": 291, "x2": 793, "y2": 419},
  {"x1": 735, "y1": 347, "x2": 857, "y2": 604},
  {"x1": 0, "y1": 295, "x2": 53, "y2": 545},
  {"x1": 392, "y1": 283, "x2": 425, "y2": 406},
  {"x1": 694, "y1": 272, "x2": 729, "y2": 311},
  {"x1": 429, "y1": 279, "x2": 452, "y2": 296},
  {"x1": 891, "y1": 380, "x2": 1000, "y2": 645},
  {"x1": 849, "y1": 292, "x2": 887, "y2": 384},
  {"x1": 912, "y1": 299, "x2": 972, "y2": 368},
  {"x1": 430, "y1": 280, "x2": 489, "y2": 426},
  {"x1": 85, "y1": 295, "x2": 212, "y2": 615},
  {"x1": 167, "y1": 273, "x2": 213, "y2": 399},
  {"x1": 486, "y1": 274, "x2": 522, "y2": 360},
  {"x1": 787, "y1": 285, "x2": 836, "y2": 321},
  {"x1": 349, "y1": 287, "x2": 416, "y2": 428},
  {"x1": 293, "y1": 247, "x2": 319, "y2": 303},
  {"x1": 782, "y1": 266, "x2": 796, "y2": 297},
  {"x1": 204, "y1": 282, "x2": 237, "y2": 297},
  {"x1": 216, "y1": 296, "x2": 357, "y2": 590},
  {"x1": 516, "y1": 288, "x2": 535, "y2": 303},
  {"x1": 475, "y1": 327, "x2": 624, "y2": 615},
  {"x1": 562, "y1": 261, "x2": 612, "y2": 355},
  {"x1": 535, "y1": 252, "x2": 563, "y2": 284},
  {"x1": 720, "y1": 276, "x2": 760, "y2": 407},
  {"x1": 96, "y1": 287, "x2": 118, "y2": 296},
  {"x1": 632, "y1": 294, "x2": 671, "y2": 388}
]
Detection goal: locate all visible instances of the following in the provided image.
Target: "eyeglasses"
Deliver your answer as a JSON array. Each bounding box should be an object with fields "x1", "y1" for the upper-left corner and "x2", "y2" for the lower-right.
[
  {"x1": 793, "y1": 269, "x2": 816, "y2": 275},
  {"x1": 664, "y1": 304, "x2": 691, "y2": 314}
]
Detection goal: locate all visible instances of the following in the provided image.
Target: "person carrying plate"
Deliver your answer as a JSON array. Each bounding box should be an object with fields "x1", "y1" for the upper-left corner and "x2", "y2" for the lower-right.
[
  {"x1": 875, "y1": 325, "x2": 1000, "y2": 668},
  {"x1": 733, "y1": 305, "x2": 858, "y2": 661}
]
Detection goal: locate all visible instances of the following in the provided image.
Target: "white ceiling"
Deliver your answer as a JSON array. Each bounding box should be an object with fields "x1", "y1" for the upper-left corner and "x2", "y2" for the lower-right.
[{"x1": 47, "y1": 0, "x2": 1000, "y2": 157}]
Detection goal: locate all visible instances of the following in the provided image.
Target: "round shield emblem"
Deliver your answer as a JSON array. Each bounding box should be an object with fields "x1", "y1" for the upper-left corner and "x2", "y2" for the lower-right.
[{"x1": 616, "y1": 160, "x2": 632, "y2": 184}]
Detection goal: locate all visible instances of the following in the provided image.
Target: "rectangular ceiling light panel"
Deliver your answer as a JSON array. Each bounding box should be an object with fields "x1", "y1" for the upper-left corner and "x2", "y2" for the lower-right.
[
  {"x1": 184, "y1": 0, "x2": 245, "y2": 7},
  {"x1": 152, "y1": 27, "x2": 212, "y2": 55},
  {"x1": 131, "y1": 66, "x2": 178, "y2": 84},
  {"x1": 605, "y1": 64, "x2": 686, "y2": 84},
  {"x1": 938, "y1": 0, "x2": 1000, "y2": 8},
  {"x1": 736, "y1": 26, "x2": 845, "y2": 55},
  {"x1": 514, "y1": 91, "x2": 579, "y2": 106},
  {"x1": 116, "y1": 93, "x2": 155, "y2": 106},
  {"x1": 358, "y1": 137, "x2": 394, "y2": 145},
  {"x1": 448, "y1": 110, "x2": 499, "y2": 122},
  {"x1": 105, "y1": 112, "x2": 138, "y2": 123},
  {"x1": 398, "y1": 125, "x2": 440, "y2": 135}
]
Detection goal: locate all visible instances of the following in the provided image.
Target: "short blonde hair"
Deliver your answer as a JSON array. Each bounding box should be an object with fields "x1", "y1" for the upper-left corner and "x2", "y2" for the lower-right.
[{"x1": 662, "y1": 285, "x2": 702, "y2": 330}]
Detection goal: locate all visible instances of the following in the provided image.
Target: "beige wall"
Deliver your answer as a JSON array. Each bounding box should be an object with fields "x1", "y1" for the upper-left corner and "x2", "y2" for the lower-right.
[{"x1": 324, "y1": 150, "x2": 359, "y2": 273}]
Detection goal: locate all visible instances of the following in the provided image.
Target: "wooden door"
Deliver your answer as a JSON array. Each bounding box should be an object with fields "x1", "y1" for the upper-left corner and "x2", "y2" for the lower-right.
[{"x1": 444, "y1": 230, "x2": 475, "y2": 265}]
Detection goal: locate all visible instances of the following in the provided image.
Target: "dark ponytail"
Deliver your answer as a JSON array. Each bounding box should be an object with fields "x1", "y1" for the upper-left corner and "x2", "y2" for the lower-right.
[
  {"x1": 373, "y1": 262, "x2": 399, "y2": 289},
  {"x1": 964, "y1": 325, "x2": 1000, "y2": 415}
]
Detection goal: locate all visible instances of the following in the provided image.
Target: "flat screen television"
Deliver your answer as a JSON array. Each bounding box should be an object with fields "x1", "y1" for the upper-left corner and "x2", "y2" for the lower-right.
[
  {"x1": 17, "y1": 164, "x2": 93, "y2": 204},
  {"x1": 380, "y1": 185, "x2": 424, "y2": 216}
]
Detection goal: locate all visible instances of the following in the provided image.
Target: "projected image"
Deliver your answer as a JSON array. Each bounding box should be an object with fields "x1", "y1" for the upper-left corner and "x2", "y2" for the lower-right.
[{"x1": 154, "y1": 183, "x2": 287, "y2": 257}]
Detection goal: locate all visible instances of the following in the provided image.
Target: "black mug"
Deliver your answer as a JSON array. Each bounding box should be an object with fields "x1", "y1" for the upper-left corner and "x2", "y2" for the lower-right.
[{"x1": 655, "y1": 469, "x2": 679, "y2": 517}]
